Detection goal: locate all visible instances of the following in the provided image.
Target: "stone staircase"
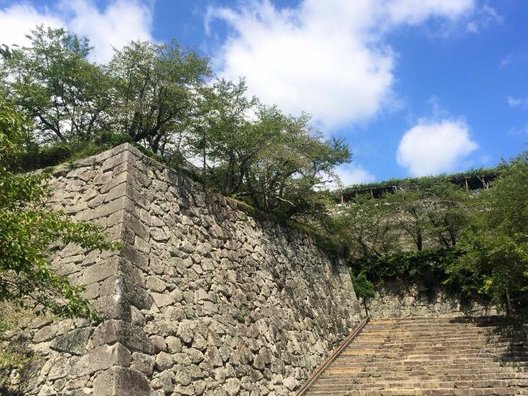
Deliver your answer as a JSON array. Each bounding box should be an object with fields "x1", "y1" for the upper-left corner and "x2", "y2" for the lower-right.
[{"x1": 300, "y1": 316, "x2": 528, "y2": 395}]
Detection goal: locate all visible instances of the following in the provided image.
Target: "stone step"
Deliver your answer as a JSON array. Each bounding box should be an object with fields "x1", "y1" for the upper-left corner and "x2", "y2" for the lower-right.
[
  {"x1": 332, "y1": 356, "x2": 509, "y2": 364},
  {"x1": 301, "y1": 316, "x2": 528, "y2": 394},
  {"x1": 308, "y1": 377, "x2": 528, "y2": 388},
  {"x1": 349, "y1": 342, "x2": 526, "y2": 349},
  {"x1": 337, "y1": 350, "x2": 511, "y2": 358},
  {"x1": 320, "y1": 368, "x2": 526, "y2": 379},
  {"x1": 306, "y1": 387, "x2": 523, "y2": 396},
  {"x1": 365, "y1": 325, "x2": 499, "y2": 331}
]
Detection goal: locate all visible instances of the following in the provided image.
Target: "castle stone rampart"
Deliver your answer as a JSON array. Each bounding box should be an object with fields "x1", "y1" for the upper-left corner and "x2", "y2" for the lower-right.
[{"x1": 13, "y1": 144, "x2": 361, "y2": 395}]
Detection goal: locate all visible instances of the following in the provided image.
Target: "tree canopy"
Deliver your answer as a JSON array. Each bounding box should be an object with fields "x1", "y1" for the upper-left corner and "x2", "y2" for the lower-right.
[
  {"x1": 1, "y1": 26, "x2": 350, "y2": 217},
  {"x1": 446, "y1": 154, "x2": 528, "y2": 314}
]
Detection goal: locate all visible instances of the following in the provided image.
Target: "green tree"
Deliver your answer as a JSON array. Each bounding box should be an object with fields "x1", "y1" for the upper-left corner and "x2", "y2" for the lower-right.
[
  {"x1": 190, "y1": 78, "x2": 258, "y2": 193},
  {"x1": 0, "y1": 98, "x2": 116, "y2": 318},
  {"x1": 1, "y1": 26, "x2": 111, "y2": 143},
  {"x1": 448, "y1": 154, "x2": 528, "y2": 314},
  {"x1": 234, "y1": 106, "x2": 350, "y2": 215},
  {"x1": 192, "y1": 81, "x2": 351, "y2": 216},
  {"x1": 386, "y1": 179, "x2": 469, "y2": 251},
  {"x1": 333, "y1": 195, "x2": 398, "y2": 259},
  {"x1": 351, "y1": 272, "x2": 375, "y2": 315},
  {"x1": 107, "y1": 40, "x2": 211, "y2": 153}
]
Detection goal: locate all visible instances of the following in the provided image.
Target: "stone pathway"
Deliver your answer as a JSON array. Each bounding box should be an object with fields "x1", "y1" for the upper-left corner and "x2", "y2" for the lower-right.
[{"x1": 302, "y1": 316, "x2": 528, "y2": 395}]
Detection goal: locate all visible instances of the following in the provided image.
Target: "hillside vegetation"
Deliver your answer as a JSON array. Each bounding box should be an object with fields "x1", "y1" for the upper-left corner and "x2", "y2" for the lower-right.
[{"x1": 333, "y1": 158, "x2": 528, "y2": 315}]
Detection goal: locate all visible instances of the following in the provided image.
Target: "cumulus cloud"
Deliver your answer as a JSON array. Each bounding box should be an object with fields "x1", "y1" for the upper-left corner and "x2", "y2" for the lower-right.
[
  {"x1": 208, "y1": 0, "x2": 476, "y2": 128},
  {"x1": 396, "y1": 119, "x2": 478, "y2": 176},
  {"x1": 0, "y1": 0, "x2": 152, "y2": 63},
  {"x1": 62, "y1": 0, "x2": 152, "y2": 63},
  {"x1": 0, "y1": 4, "x2": 63, "y2": 48},
  {"x1": 335, "y1": 163, "x2": 376, "y2": 187}
]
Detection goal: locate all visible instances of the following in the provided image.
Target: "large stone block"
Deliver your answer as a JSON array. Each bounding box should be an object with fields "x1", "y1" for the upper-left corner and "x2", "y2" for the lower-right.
[
  {"x1": 93, "y1": 367, "x2": 150, "y2": 396},
  {"x1": 92, "y1": 295, "x2": 131, "y2": 321},
  {"x1": 50, "y1": 328, "x2": 93, "y2": 355},
  {"x1": 82, "y1": 257, "x2": 120, "y2": 285},
  {"x1": 72, "y1": 343, "x2": 131, "y2": 377},
  {"x1": 99, "y1": 272, "x2": 151, "y2": 311},
  {"x1": 92, "y1": 320, "x2": 155, "y2": 355}
]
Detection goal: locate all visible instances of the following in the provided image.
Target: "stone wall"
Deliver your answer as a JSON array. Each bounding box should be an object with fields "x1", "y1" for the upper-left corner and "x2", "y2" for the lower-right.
[
  {"x1": 9, "y1": 143, "x2": 361, "y2": 395},
  {"x1": 365, "y1": 279, "x2": 498, "y2": 319}
]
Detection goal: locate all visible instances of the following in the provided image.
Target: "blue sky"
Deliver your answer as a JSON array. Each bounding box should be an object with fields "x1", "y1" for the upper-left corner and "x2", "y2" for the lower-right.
[{"x1": 0, "y1": 0, "x2": 527, "y2": 185}]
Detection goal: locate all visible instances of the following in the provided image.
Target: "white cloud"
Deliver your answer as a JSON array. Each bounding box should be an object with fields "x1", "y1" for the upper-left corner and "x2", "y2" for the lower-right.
[
  {"x1": 396, "y1": 119, "x2": 478, "y2": 176},
  {"x1": 63, "y1": 0, "x2": 152, "y2": 63},
  {"x1": 0, "y1": 0, "x2": 152, "y2": 63},
  {"x1": 0, "y1": 4, "x2": 63, "y2": 48},
  {"x1": 334, "y1": 163, "x2": 376, "y2": 188},
  {"x1": 465, "y1": 4, "x2": 502, "y2": 34},
  {"x1": 507, "y1": 96, "x2": 528, "y2": 109},
  {"x1": 209, "y1": 0, "x2": 477, "y2": 128},
  {"x1": 387, "y1": 0, "x2": 475, "y2": 25}
]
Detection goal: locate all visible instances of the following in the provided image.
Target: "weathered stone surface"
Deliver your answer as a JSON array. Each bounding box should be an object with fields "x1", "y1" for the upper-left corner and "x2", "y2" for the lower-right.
[
  {"x1": 146, "y1": 276, "x2": 167, "y2": 292},
  {"x1": 166, "y1": 336, "x2": 182, "y2": 353},
  {"x1": 33, "y1": 325, "x2": 58, "y2": 343},
  {"x1": 225, "y1": 378, "x2": 241, "y2": 396},
  {"x1": 154, "y1": 351, "x2": 173, "y2": 370},
  {"x1": 131, "y1": 352, "x2": 155, "y2": 376},
  {"x1": 92, "y1": 320, "x2": 155, "y2": 354},
  {"x1": 92, "y1": 367, "x2": 150, "y2": 395},
  {"x1": 366, "y1": 279, "x2": 498, "y2": 319},
  {"x1": 72, "y1": 343, "x2": 131, "y2": 377},
  {"x1": 50, "y1": 328, "x2": 92, "y2": 355},
  {"x1": 15, "y1": 144, "x2": 361, "y2": 396},
  {"x1": 150, "y1": 335, "x2": 167, "y2": 352}
]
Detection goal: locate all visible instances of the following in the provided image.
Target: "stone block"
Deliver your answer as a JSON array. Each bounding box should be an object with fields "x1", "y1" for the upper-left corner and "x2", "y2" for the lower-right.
[
  {"x1": 92, "y1": 295, "x2": 131, "y2": 321},
  {"x1": 128, "y1": 165, "x2": 152, "y2": 189},
  {"x1": 126, "y1": 183, "x2": 149, "y2": 209},
  {"x1": 51, "y1": 328, "x2": 93, "y2": 355},
  {"x1": 120, "y1": 243, "x2": 148, "y2": 271},
  {"x1": 82, "y1": 258, "x2": 120, "y2": 285},
  {"x1": 72, "y1": 343, "x2": 131, "y2": 377},
  {"x1": 134, "y1": 235, "x2": 151, "y2": 254},
  {"x1": 99, "y1": 171, "x2": 128, "y2": 195},
  {"x1": 166, "y1": 336, "x2": 182, "y2": 353},
  {"x1": 99, "y1": 273, "x2": 151, "y2": 311},
  {"x1": 124, "y1": 212, "x2": 149, "y2": 241},
  {"x1": 150, "y1": 335, "x2": 167, "y2": 352},
  {"x1": 151, "y1": 292, "x2": 172, "y2": 308},
  {"x1": 104, "y1": 182, "x2": 127, "y2": 203},
  {"x1": 151, "y1": 227, "x2": 169, "y2": 242},
  {"x1": 92, "y1": 320, "x2": 155, "y2": 355},
  {"x1": 225, "y1": 378, "x2": 241, "y2": 396},
  {"x1": 131, "y1": 352, "x2": 155, "y2": 376},
  {"x1": 146, "y1": 276, "x2": 167, "y2": 292},
  {"x1": 33, "y1": 325, "x2": 58, "y2": 343},
  {"x1": 92, "y1": 367, "x2": 150, "y2": 396},
  {"x1": 155, "y1": 351, "x2": 173, "y2": 370},
  {"x1": 91, "y1": 196, "x2": 126, "y2": 220},
  {"x1": 101, "y1": 151, "x2": 128, "y2": 171}
]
